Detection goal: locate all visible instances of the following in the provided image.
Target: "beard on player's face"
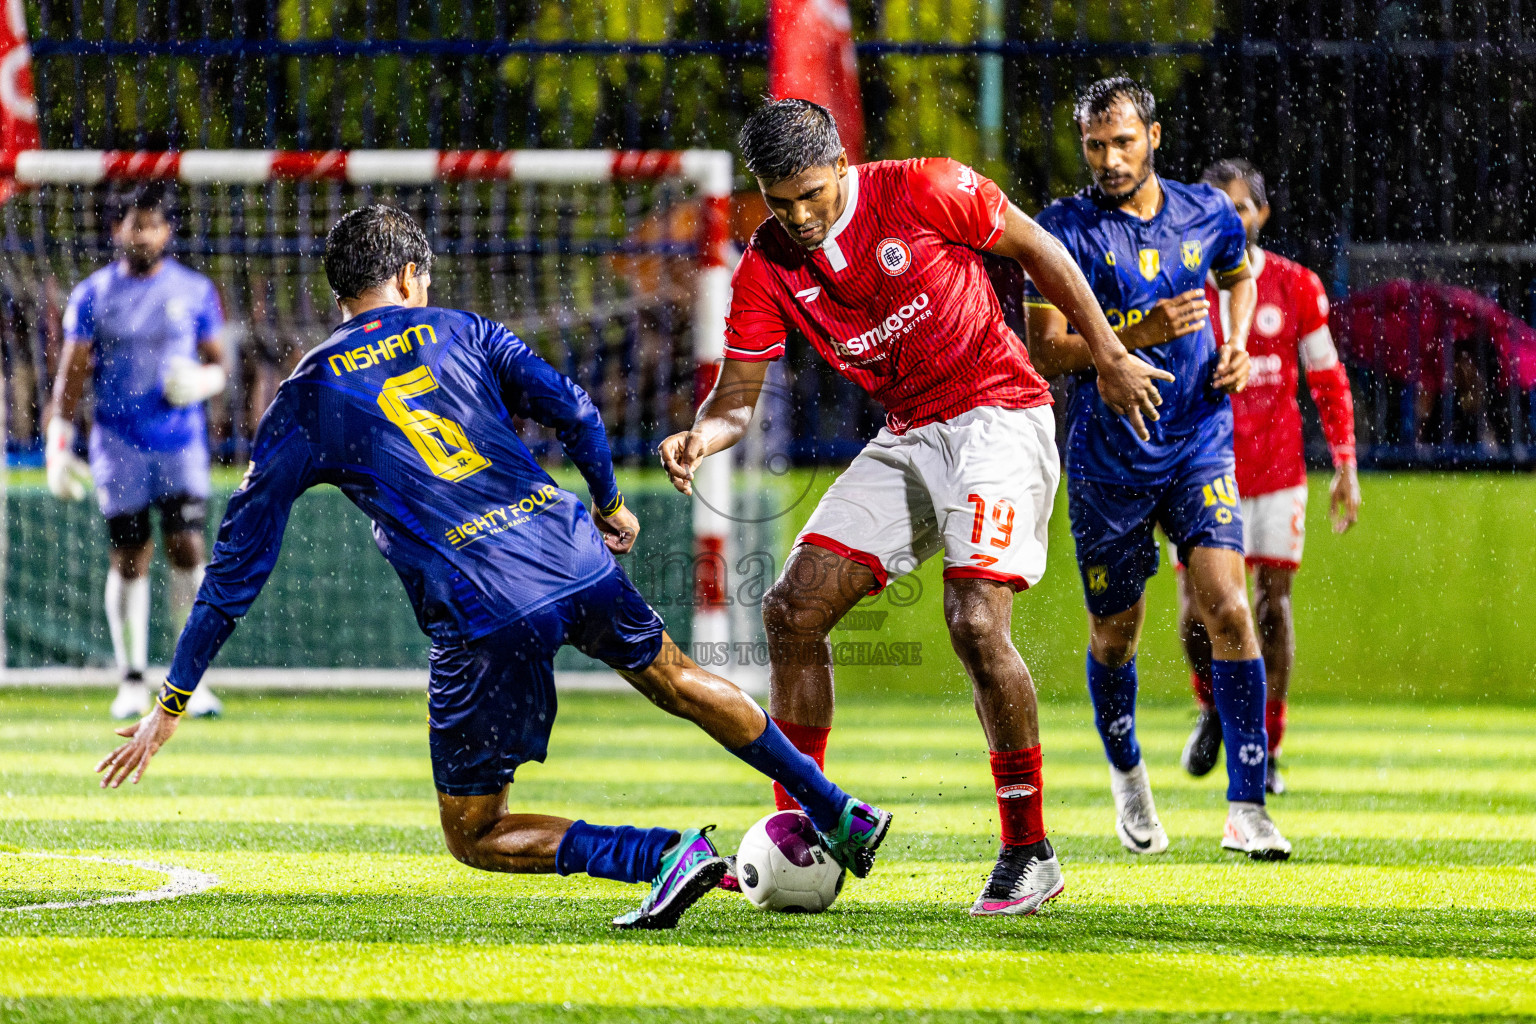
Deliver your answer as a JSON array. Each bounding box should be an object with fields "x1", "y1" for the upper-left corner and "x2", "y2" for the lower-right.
[
  {"x1": 116, "y1": 214, "x2": 171, "y2": 273},
  {"x1": 1091, "y1": 144, "x2": 1155, "y2": 202}
]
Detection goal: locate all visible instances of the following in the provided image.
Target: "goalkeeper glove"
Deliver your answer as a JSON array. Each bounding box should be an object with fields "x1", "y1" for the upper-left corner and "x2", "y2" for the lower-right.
[
  {"x1": 45, "y1": 417, "x2": 93, "y2": 502},
  {"x1": 162, "y1": 357, "x2": 227, "y2": 407}
]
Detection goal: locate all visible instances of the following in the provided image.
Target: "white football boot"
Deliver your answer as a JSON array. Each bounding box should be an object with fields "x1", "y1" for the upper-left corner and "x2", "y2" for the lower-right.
[
  {"x1": 971, "y1": 841, "x2": 1065, "y2": 917},
  {"x1": 1110, "y1": 761, "x2": 1169, "y2": 855},
  {"x1": 185, "y1": 685, "x2": 224, "y2": 718},
  {"x1": 110, "y1": 678, "x2": 151, "y2": 720},
  {"x1": 1222, "y1": 801, "x2": 1292, "y2": 861}
]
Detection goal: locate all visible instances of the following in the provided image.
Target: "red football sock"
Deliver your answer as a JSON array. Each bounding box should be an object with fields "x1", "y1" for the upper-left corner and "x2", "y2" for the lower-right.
[
  {"x1": 990, "y1": 745, "x2": 1045, "y2": 846},
  {"x1": 771, "y1": 718, "x2": 829, "y2": 811},
  {"x1": 1266, "y1": 698, "x2": 1288, "y2": 755},
  {"x1": 1191, "y1": 668, "x2": 1214, "y2": 709}
]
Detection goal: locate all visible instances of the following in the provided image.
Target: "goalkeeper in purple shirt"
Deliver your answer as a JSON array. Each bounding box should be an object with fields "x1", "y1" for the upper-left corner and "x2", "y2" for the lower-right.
[
  {"x1": 45, "y1": 184, "x2": 228, "y2": 719},
  {"x1": 95, "y1": 205, "x2": 892, "y2": 929}
]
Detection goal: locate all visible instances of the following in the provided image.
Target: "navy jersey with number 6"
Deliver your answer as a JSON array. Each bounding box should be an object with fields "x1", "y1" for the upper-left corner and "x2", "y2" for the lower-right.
[
  {"x1": 165, "y1": 304, "x2": 624, "y2": 690},
  {"x1": 1023, "y1": 179, "x2": 1248, "y2": 484}
]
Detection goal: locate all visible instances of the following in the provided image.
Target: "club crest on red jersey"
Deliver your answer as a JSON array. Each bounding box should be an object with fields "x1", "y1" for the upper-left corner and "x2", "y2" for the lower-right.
[
  {"x1": 1255, "y1": 304, "x2": 1284, "y2": 337},
  {"x1": 876, "y1": 238, "x2": 912, "y2": 276}
]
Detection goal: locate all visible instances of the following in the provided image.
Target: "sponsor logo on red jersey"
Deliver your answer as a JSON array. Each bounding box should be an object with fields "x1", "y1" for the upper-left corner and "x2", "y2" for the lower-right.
[
  {"x1": 876, "y1": 237, "x2": 912, "y2": 276},
  {"x1": 837, "y1": 292, "x2": 932, "y2": 358}
]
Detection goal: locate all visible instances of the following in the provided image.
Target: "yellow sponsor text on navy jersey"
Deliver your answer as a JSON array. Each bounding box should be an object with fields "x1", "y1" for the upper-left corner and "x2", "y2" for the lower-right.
[{"x1": 444, "y1": 484, "x2": 563, "y2": 549}]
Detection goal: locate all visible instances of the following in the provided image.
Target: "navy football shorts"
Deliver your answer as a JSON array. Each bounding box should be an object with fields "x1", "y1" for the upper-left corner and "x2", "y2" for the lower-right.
[
  {"x1": 1068, "y1": 461, "x2": 1245, "y2": 618},
  {"x1": 427, "y1": 565, "x2": 666, "y2": 796}
]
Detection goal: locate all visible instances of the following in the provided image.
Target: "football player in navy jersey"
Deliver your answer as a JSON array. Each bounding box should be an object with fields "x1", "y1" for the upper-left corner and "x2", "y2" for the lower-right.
[
  {"x1": 96, "y1": 205, "x2": 891, "y2": 929},
  {"x1": 1019, "y1": 77, "x2": 1290, "y2": 860}
]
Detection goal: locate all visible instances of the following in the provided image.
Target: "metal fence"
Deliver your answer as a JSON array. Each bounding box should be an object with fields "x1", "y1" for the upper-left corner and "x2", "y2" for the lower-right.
[{"x1": 12, "y1": 0, "x2": 1536, "y2": 467}]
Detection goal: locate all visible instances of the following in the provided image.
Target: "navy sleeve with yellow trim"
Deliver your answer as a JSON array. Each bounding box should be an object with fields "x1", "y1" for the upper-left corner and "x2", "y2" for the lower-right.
[
  {"x1": 1020, "y1": 200, "x2": 1075, "y2": 311},
  {"x1": 1208, "y1": 191, "x2": 1251, "y2": 289}
]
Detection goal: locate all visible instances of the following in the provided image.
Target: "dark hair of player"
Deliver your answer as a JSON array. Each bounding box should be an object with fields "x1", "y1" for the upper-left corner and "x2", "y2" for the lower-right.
[
  {"x1": 1201, "y1": 158, "x2": 1269, "y2": 209},
  {"x1": 323, "y1": 205, "x2": 435, "y2": 300},
  {"x1": 1073, "y1": 76, "x2": 1157, "y2": 129},
  {"x1": 112, "y1": 181, "x2": 173, "y2": 224},
  {"x1": 738, "y1": 98, "x2": 844, "y2": 183}
]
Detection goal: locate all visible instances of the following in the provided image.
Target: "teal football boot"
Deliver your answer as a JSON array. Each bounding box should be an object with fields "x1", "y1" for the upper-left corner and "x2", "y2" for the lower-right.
[
  {"x1": 611, "y1": 826, "x2": 727, "y2": 930},
  {"x1": 817, "y1": 798, "x2": 892, "y2": 878}
]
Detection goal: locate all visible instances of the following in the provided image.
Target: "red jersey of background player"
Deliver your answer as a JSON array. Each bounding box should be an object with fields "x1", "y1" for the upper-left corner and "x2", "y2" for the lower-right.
[
  {"x1": 1207, "y1": 248, "x2": 1356, "y2": 496},
  {"x1": 724, "y1": 158, "x2": 1052, "y2": 432}
]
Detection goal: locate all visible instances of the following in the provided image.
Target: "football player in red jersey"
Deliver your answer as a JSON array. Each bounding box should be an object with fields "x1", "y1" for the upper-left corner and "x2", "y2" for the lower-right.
[
  {"x1": 659, "y1": 98, "x2": 1170, "y2": 917},
  {"x1": 1176, "y1": 159, "x2": 1361, "y2": 795}
]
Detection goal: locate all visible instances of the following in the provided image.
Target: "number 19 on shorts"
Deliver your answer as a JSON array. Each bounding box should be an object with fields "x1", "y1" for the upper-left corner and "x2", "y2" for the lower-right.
[{"x1": 967, "y1": 493, "x2": 1015, "y2": 567}]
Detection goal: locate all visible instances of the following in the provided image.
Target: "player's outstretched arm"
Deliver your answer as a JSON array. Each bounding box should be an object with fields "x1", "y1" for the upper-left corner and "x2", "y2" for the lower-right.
[
  {"x1": 659, "y1": 357, "x2": 767, "y2": 496},
  {"x1": 96, "y1": 387, "x2": 317, "y2": 788},
  {"x1": 993, "y1": 205, "x2": 1172, "y2": 440}
]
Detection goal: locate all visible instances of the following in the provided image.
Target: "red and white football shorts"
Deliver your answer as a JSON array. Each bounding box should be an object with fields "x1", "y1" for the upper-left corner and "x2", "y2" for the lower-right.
[
  {"x1": 1242, "y1": 484, "x2": 1308, "y2": 569},
  {"x1": 794, "y1": 405, "x2": 1059, "y2": 592}
]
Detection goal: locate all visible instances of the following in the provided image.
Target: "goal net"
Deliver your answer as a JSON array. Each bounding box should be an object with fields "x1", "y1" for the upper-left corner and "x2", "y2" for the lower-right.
[{"x1": 0, "y1": 149, "x2": 766, "y2": 687}]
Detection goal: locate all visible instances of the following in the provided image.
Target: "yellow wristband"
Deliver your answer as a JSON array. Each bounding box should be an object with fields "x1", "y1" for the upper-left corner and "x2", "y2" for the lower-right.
[
  {"x1": 156, "y1": 681, "x2": 192, "y2": 717},
  {"x1": 597, "y1": 492, "x2": 625, "y2": 518}
]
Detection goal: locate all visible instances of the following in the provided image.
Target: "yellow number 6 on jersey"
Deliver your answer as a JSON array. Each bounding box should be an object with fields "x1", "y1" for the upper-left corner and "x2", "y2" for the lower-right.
[{"x1": 377, "y1": 365, "x2": 492, "y2": 482}]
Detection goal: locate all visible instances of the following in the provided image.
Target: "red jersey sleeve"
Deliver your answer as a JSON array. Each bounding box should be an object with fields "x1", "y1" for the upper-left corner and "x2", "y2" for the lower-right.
[
  {"x1": 1297, "y1": 268, "x2": 1331, "y2": 336},
  {"x1": 907, "y1": 158, "x2": 1010, "y2": 251},
  {"x1": 722, "y1": 245, "x2": 788, "y2": 362},
  {"x1": 1295, "y1": 270, "x2": 1356, "y2": 466}
]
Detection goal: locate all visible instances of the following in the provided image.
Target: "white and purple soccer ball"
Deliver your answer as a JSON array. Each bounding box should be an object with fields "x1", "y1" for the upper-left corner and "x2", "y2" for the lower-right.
[{"x1": 735, "y1": 810, "x2": 846, "y2": 913}]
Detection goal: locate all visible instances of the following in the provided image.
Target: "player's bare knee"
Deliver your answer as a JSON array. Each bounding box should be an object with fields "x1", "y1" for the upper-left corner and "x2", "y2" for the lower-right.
[
  {"x1": 762, "y1": 581, "x2": 837, "y2": 642},
  {"x1": 1090, "y1": 632, "x2": 1137, "y2": 668},
  {"x1": 1202, "y1": 592, "x2": 1256, "y2": 649},
  {"x1": 441, "y1": 823, "x2": 490, "y2": 870},
  {"x1": 164, "y1": 532, "x2": 203, "y2": 569},
  {"x1": 945, "y1": 602, "x2": 1006, "y2": 665}
]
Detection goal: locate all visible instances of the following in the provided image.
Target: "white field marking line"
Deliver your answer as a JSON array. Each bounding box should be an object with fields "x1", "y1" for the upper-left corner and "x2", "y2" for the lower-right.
[{"x1": 0, "y1": 851, "x2": 220, "y2": 913}]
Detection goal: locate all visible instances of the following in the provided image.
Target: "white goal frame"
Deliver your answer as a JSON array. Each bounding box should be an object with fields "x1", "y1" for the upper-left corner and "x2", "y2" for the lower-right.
[{"x1": 0, "y1": 148, "x2": 750, "y2": 691}]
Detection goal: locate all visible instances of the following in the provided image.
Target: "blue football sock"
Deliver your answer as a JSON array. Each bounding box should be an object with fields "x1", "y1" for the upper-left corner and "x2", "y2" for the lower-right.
[
  {"x1": 554, "y1": 821, "x2": 678, "y2": 883},
  {"x1": 730, "y1": 714, "x2": 850, "y2": 834},
  {"x1": 1086, "y1": 651, "x2": 1142, "y2": 772},
  {"x1": 1211, "y1": 657, "x2": 1269, "y2": 803}
]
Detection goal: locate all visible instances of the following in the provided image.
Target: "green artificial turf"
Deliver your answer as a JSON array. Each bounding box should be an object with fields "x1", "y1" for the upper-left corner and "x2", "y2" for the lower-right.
[
  {"x1": 768, "y1": 470, "x2": 1536, "y2": 706},
  {"x1": 2, "y1": 688, "x2": 1534, "y2": 1021}
]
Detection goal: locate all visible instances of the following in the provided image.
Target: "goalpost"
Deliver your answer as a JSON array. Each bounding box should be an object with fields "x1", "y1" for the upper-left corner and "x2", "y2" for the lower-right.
[{"x1": 0, "y1": 148, "x2": 763, "y2": 690}]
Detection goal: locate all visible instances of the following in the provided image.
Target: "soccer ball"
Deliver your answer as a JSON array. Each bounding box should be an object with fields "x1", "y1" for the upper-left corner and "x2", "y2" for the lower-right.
[{"x1": 735, "y1": 810, "x2": 846, "y2": 913}]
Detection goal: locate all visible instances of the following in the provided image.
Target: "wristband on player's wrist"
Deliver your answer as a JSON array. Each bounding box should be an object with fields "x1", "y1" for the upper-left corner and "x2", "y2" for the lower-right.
[
  {"x1": 156, "y1": 681, "x2": 193, "y2": 717},
  {"x1": 596, "y1": 492, "x2": 625, "y2": 518}
]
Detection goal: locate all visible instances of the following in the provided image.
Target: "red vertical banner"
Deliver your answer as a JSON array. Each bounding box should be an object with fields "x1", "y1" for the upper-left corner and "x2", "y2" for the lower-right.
[
  {"x1": 768, "y1": 0, "x2": 865, "y2": 165},
  {"x1": 0, "y1": 0, "x2": 37, "y2": 153}
]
